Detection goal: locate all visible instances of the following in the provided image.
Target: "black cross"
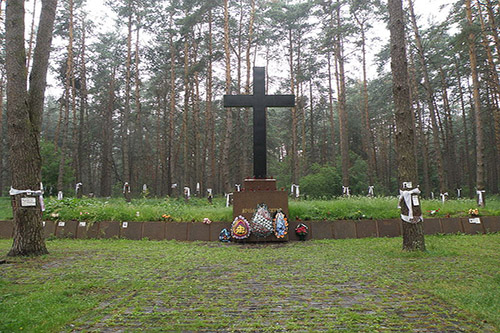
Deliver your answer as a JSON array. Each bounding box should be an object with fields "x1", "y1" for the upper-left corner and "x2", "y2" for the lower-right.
[{"x1": 224, "y1": 67, "x2": 295, "y2": 179}]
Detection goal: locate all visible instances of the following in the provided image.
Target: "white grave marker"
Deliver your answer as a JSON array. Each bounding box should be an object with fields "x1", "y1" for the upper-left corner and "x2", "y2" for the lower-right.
[
  {"x1": 122, "y1": 222, "x2": 128, "y2": 228},
  {"x1": 58, "y1": 221, "x2": 65, "y2": 227},
  {"x1": 469, "y1": 217, "x2": 481, "y2": 224},
  {"x1": 79, "y1": 222, "x2": 86, "y2": 227}
]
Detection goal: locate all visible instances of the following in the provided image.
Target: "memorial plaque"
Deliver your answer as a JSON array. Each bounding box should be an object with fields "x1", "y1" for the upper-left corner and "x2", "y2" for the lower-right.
[{"x1": 21, "y1": 197, "x2": 37, "y2": 207}]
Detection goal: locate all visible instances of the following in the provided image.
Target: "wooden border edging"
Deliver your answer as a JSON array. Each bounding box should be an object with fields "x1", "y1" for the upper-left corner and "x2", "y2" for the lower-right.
[{"x1": 0, "y1": 217, "x2": 499, "y2": 241}]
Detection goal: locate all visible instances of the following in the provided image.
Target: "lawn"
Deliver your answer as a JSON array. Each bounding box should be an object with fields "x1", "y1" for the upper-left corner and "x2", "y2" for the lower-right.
[
  {"x1": 1, "y1": 234, "x2": 499, "y2": 332},
  {"x1": 2, "y1": 195, "x2": 500, "y2": 222}
]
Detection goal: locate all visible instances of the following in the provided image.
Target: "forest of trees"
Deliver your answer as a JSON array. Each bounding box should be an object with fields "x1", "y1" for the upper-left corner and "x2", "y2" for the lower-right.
[{"x1": 0, "y1": 0, "x2": 499, "y2": 200}]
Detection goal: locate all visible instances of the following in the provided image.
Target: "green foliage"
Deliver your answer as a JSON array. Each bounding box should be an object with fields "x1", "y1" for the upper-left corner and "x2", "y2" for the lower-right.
[
  {"x1": 42, "y1": 196, "x2": 232, "y2": 223},
  {"x1": 2, "y1": 196, "x2": 500, "y2": 222},
  {"x1": 0, "y1": 235, "x2": 499, "y2": 331},
  {"x1": 299, "y1": 164, "x2": 342, "y2": 198},
  {"x1": 299, "y1": 156, "x2": 371, "y2": 199}
]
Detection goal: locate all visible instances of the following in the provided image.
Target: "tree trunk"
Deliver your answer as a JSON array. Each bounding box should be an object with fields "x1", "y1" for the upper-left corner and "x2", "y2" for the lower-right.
[
  {"x1": 0, "y1": 73, "x2": 4, "y2": 197},
  {"x1": 355, "y1": 16, "x2": 377, "y2": 186},
  {"x1": 289, "y1": 28, "x2": 298, "y2": 184},
  {"x1": 455, "y1": 57, "x2": 475, "y2": 197},
  {"x1": 182, "y1": 35, "x2": 190, "y2": 189},
  {"x1": 122, "y1": 11, "x2": 133, "y2": 189},
  {"x1": 133, "y1": 18, "x2": 143, "y2": 192},
  {"x1": 243, "y1": 0, "x2": 255, "y2": 180},
  {"x1": 166, "y1": 19, "x2": 176, "y2": 196},
  {"x1": 100, "y1": 68, "x2": 115, "y2": 197},
  {"x1": 26, "y1": 0, "x2": 37, "y2": 70},
  {"x1": 466, "y1": 0, "x2": 486, "y2": 205},
  {"x1": 327, "y1": 51, "x2": 336, "y2": 161},
  {"x1": 477, "y1": 0, "x2": 500, "y2": 165},
  {"x1": 439, "y1": 68, "x2": 459, "y2": 191},
  {"x1": 407, "y1": 0, "x2": 446, "y2": 194},
  {"x1": 79, "y1": 20, "x2": 91, "y2": 194},
  {"x1": 222, "y1": 0, "x2": 233, "y2": 190},
  {"x1": 203, "y1": 8, "x2": 216, "y2": 192},
  {"x1": 335, "y1": 5, "x2": 349, "y2": 189},
  {"x1": 408, "y1": 54, "x2": 430, "y2": 197},
  {"x1": 388, "y1": 0, "x2": 425, "y2": 251},
  {"x1": 7, "y1": 0, "x2": 58, "y2": 256}
]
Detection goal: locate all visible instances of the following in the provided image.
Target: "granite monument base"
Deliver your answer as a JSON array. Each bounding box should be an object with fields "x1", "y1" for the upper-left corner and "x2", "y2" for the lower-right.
[{"x1": 233, "y1": 178, "x2": 289, "y2": 242}]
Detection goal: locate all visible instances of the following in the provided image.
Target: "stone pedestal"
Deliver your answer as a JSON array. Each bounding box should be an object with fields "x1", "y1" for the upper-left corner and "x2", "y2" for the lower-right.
[{"x1": 233, "y1": 178, "x2": 289, "y2": 241}]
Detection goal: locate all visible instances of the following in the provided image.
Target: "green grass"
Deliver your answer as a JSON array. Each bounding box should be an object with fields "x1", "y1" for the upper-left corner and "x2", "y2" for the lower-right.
[
  {"x1": 1, "y1": 234, "x2": 499, "y2": 331},
  {"x1": 1, "y1": 195, "x2": 500, "y2": 222}
]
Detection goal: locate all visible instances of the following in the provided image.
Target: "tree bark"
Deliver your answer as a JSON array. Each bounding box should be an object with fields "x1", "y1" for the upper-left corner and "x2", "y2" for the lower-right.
[
  {"x1": 122, "y1": 10, "x2": 133, "y2": 189},
  {"x1": 407, "y1": 0, "x2": 446, "y2": 194},
  {"x1": 100, "y1": 68, "x2": 115, "y2": 197},
  {"x1": 388, "y1": 0, "x2": 425, "y2": 251},
  {"x1": 466, "y1": 0, "x2": 486, "y2": 205},
  {"x1": 455, "y1": 58, "x2": 474, "y2": 197},
  {"x1": 222, "y1": 0, "x2": 233, "y2": 190},
  {"x1": 335, "y1": 5, "x2": 349, "y2": 189},
  {"x1": 354, "y1": 15, "x2": 377, "y2": 186},
  {"x1": 327, "y1": 51, "x2": 336, "y2": 161},
  {"x1": 7, "y1": 0, "x2": 58, "y2": 256}
]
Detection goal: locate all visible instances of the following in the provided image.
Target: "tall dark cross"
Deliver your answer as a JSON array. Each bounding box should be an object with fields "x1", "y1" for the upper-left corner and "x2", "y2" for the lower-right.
[{"x1": 224, "y1": 67, "x2": 295, "y2": 179}]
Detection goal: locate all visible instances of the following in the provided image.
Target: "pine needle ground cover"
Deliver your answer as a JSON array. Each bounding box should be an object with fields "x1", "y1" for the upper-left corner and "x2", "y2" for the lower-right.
[
  {"x1": 1, "y1": 234, "x2": 499, "y2": 332},
  {"x1": 1, "y1": 196, "x2": 500, "y2": 222}
]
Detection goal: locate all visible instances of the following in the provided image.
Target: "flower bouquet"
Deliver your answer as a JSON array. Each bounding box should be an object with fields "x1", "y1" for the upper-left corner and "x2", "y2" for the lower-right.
[{"x1": 295, "y1": 223, "x2": 308, "y2": 241}]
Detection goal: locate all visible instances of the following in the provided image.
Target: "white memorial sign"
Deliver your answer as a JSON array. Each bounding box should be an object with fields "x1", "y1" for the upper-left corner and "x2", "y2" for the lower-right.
[{"x1": 21, "y1": 197, "x2": 37, "y2": 207}]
